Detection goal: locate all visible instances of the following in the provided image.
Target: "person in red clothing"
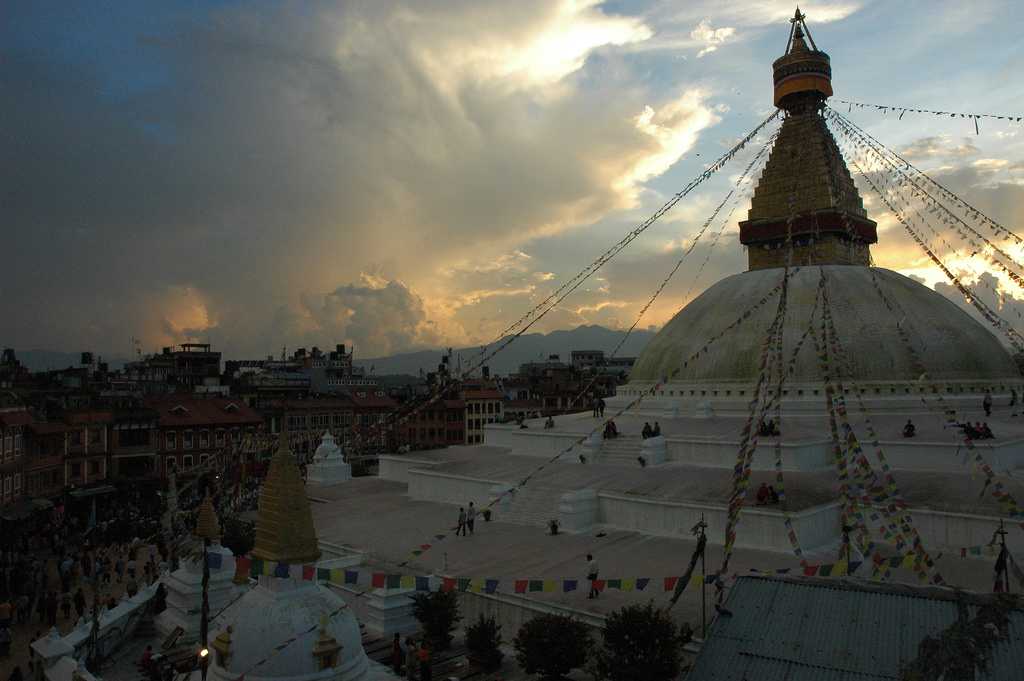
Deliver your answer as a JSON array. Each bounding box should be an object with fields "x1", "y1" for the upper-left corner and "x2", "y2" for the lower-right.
[
  {"x1": 756, "y1": 483, "x2": 770, "y2": 506},
  {"x1": 417, "y1": 641, "x2": 432, "y2": 681}
]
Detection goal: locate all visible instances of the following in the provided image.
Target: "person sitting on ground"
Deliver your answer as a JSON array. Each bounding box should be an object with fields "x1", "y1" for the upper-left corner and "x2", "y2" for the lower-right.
[
  {"x1": 756, "y1": 483, "x2": 770, "y2": 506},
  {"x1": 768, "y1": 485, "x2": 780, "y2": 504},
  {"x1": 652, "y1": 421, "x2": 661, "y2": 437},
  {"x1": 642, "y1": 422, "x2": 652, "y2": 439},
  {"x1": 139, "y1": 645, "x2": 154, "y2": 672},
  {"x1": 903, "y1": 419, "x2": 916, "y2": 438},
  {"x1": 603, "y1": 420, "x2": 618, "y2": 439},
  {"x1": 981, "y1": 422, "x2": 995, "y2": 439},
  {"x1": 958, "y1": 421, "x2": 978, "y2": 439},
  {"x1": 544, "y1": 415, "x2": 555, "y2": 429}
]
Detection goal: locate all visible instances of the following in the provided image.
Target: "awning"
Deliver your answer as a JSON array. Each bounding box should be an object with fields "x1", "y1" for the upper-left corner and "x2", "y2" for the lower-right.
[{"x1": 69, "y1": 484, "x2": 118, "y2": 498}]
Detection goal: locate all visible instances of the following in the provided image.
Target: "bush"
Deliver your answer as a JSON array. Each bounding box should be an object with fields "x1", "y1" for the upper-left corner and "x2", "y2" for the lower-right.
[
  {"x1": 514, "y1": 613, "x2": 592, "y2": 680},
  {"x1": 465, "y1": 614, "x2": 504, "y2": 671},
  {"x1": 411, "y1": 589, "x2": 461, "y2": 651},
  {"x1": 595, "y1": 602, "x2": 691, "y2": 681}
]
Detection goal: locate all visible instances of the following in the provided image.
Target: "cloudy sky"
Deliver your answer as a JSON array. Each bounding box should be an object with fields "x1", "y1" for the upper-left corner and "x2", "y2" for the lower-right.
[{"x1": 3, "y1": 0, "x2": 1023, "y2": 360}]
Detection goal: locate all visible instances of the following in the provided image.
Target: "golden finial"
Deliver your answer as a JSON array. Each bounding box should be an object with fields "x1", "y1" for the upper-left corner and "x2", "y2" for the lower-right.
[
  {"x1": 312, "y1": 615, "x2": 341, "y2": 669},
  {"x1": 195, "y1": 491, "x2": 221, "y2": 542},
  {"x1": 251, "y1": 418, "x2": 321, "y2": 564},
  {"x1": 212, "y1": 626, "x2": 233, "y2": 666}
]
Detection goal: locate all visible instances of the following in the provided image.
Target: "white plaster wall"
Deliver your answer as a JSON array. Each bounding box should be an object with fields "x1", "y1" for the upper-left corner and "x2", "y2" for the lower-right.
[
  {"x1": 408, "y1": 470, "x2": 505, "y2": 507},
  {"x1": 484, "y1": 427, "x2": 583, "y2": 458},
  {"x1": 663, "y1": 438, "x2": 832, "y2": 471},
  {"x1": 597, "y1": 493, "x2": 841, "y2": 553},
  {"x1": 876, "y1": 440, "x2": 1024, "y2": 473},
  {"x1": 906, "y1": 507, "x2": 1024, "y2": 555}
]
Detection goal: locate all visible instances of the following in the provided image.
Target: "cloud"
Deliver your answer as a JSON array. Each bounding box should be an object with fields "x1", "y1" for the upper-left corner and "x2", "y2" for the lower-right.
[
  {"x1": 900, "y1": 135, "x2": 980, "y2": 161},
  {"x1": 1, "y1": 0, "x2": 726, "y2": 358},
  {"x1": 690, "y1": 19, "x2": 736, "y2": 57}
]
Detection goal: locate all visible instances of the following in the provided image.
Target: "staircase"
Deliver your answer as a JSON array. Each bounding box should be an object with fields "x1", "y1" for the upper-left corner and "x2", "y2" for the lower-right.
[
  {"x1": 493, "y1": 486, "x2": 564, "y2": 528},
  {"x1": 599, "y1": 437, "x2": 645, "y2": 466}
]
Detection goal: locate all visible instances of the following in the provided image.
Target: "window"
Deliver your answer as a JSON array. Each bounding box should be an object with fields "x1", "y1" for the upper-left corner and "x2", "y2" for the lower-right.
[
  {"x1": 215, "y1": 430, "x2": 224, "y2": 446},
  {"x1": 89, "y1": 428, "x2": 101, "y2": 444},
  {"x1": 166, "y1": 432, "x2": 177, "y2": 450},
  {"x1": 232, "y1": 428, "x2": 241, "y2": 443},
  {"x1": 200, "y1": 430, "x2": 210, "y2": 448},
  {"x1": 70, "y1": 431, "x2": 82, "y2": 446},
  {"x1": 2, "y1": 477, "x2": 10, "y2": 496},
  {"x1": 166, "y1": 457, "x2": 176, "y2": 473},
  {"x1": 184, "y1": 431, "x2": 194, "y2": 450},
  {"x1": 71, "y1": 463, "x2": 82, "y2": 478},
  {"x1": 89, "y1": 461, "x2": 100, "y2": 475},
  {"x1": 13, "y1": 473, "x2": 21, "y2": 492},
  {"x1": 200, "y1": 454, "x2": 209, "y2": 466},
  {"x1": 15, "y1": 434, "x2": 23, "y2": 451},
  {"x1": 183, "y1": 455, "x2": 194, "y2": 469}
]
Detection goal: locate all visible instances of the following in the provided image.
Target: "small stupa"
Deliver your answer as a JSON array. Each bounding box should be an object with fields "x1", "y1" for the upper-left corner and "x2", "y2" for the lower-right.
[
  {"x1": 207, "y1": 422, "x2": 371, "y2": 681},
  {"x1": 155, "y1": 491, "x2": 239, "y2": 643},
  {"x1": 307, "y1": 431, "x2": 352, "y2": 486}
]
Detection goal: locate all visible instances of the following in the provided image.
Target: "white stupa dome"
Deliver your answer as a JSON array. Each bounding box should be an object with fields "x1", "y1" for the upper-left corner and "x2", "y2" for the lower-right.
[
  {"x1": 208, "y1": 577, "x2": 368, "y2": 681},
  {"x1": 314, "y1": 432, "x2": 342, "y2": 461}
]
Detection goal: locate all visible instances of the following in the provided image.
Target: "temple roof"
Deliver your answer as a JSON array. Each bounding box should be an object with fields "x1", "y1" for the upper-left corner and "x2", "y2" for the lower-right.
[{"x1": 252, "y1": 424, "x2": 321, "y2": 564}]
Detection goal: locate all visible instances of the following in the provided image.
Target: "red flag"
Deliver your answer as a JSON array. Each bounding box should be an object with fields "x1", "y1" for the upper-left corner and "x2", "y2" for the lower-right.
[
  {"x1": 302, "y1": 565, "x2": 315, "y2": 581},
  {"x1": 514, "y1": 580, "x2": 528, "y2": 594},
  {"x1": 803, "y1": 565, "x2": 818, "y2": 576},
  {"x1": 371, "y1": 573, "x2": 386, "y2": 588},
  {"x1": 235, "y1": 557, "x2": 251, "y2": 579},
  {"x1": 663, "y1": 577, "x2": 678, "y2": 592},
  {"x1": 442, "y1": 578, "x2": 457, "y2": 592}
]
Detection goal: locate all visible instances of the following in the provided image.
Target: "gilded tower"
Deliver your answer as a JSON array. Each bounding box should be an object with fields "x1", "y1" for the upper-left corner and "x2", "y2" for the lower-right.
[
  {"x1": 739, "y1": 9, "x2": 877, "y2": 271},
  {"x1": 251, "y1": 423, "x2": 321, "y2": 564}
]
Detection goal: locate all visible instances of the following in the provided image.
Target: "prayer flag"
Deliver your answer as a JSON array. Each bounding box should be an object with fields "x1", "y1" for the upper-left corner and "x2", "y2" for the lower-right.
[
  {"x1": 317, "y1": 568, "x2": 331, "y2": 581},
  {"x1": 664, "y1": 577, "x2": 678, "y2": 592},
  {"x1": 563, "y1": 580, "x2": 577, "y2": 593},
  {"x1": 442, "y1": 578, "x2": 456, "y2": 592},
  {"x1": 207, "y1": 553, "x2": 223, "y2": 570},
  {"x1": 415, "y1": 576, "x2": 431, "y2": 591},
  {"x1": 803, "y1": 565, "x2": 818, "y2": 576},
  {"x1": 274, "y1": 562, "x2": 291, "y2": 578},
  {"x1": 400, "y1": 575, "x2": 415, "y2": 589},
  {"x1": 607, "y1": 579, "x2": 622, "y2": 590},
  {"x1": 386, "y1": 575, "x2": 402, "y2": 589},
  {"x1": 818, "y1": 564, "x2": 833, "y2": 577},
  {"x1": 420, "y1": 544, "x2": 431, "y2": 550},
  {"x1": 371, "y1": 573, "x2": 386, "y2": 588},
  {"x1": 250, "y1": 559, "x2": 263, "y2": 577},
  {"x1": 329, "y1": 568, "x2": 344, "y2": 584},
  {"x1": 302, "y1": 565, "x2": 315, "y2": 581},
  {"x1": 528, "y1": 580, "x2": 543, "y2": 592},
  {"x1": 542, "y1": 580, "x2": 556, "y2": 593},
  {"x1": 485, "y1": 579, "x2": 499, "y2": 594},
  {"x1": 621, "y1": 579, "x2": 635, "y2": 592},
  {"x1": 514, "y1": 580, "x2": 528, "y2": 594},
  {"x1": 458, "y1": 578, "x2": 471, "y2": 592},
  {"x1": 344, "y1": 570, "x2": 359, "y2": 585},
  {"x1": 235, "y1": 556, "x2": 250, "y2": 577},
  {"x1": 593, "y1": 579, "x2": 605, "y2": 592},
  {"x1": 636, "y1": 578, "x2": 650, "y2": 591}
]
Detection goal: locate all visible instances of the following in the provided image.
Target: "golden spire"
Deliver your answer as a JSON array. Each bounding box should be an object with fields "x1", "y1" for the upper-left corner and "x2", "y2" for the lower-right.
[
  {"x1": 195, "y1": 491, "x2": 221, "y2": 542},
  {"x1": 251, "y1": 420, "x2": 321, "y2": 564}
]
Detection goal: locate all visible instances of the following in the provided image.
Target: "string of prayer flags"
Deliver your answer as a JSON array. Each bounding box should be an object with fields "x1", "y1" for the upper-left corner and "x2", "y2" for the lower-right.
[{"x1": 835, "y1": 98, "x2": 1023, "y2": 134}]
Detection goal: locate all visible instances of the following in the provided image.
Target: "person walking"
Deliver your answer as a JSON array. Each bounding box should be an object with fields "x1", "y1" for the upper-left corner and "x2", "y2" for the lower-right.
[
  {"x1": 456, "y1": 508, "x2": 467, "y2": 537},
  {"x1": 390, "y1": 633, "x2": 403, "y2": 676},
  {"x1": 586, "y1": 553, "x2": 600, "y2": 599},
  {"x1": 418, "y1": 641, "x2": 432, "y2": 681},
  {"x1": 983, "y1": 392, "x2": 993, "y2": 417},
  {"x1": 404, "y1": 637, "x2": 418, "y2": 680},
  {"x1": 598, "y1": 398, "x2": 606, "y2": 418},
  {"x1": 466, "y1": 502, "x2": 476, "y2": 535}
]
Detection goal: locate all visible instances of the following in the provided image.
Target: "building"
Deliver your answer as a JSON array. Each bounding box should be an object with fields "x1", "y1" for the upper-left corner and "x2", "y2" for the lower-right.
[
  {"x1": 124, "y1": 342, "x2": 222, "y2": 393},
  {"x1": 403, "y1": 398, "x2": 465, "y2": 449},
  {"x1": 461, "y1": 381, "x2": 504, "y2": 444},
  {"x1": 63, "y1": 409, "x2": 113, "y2": 488},
  {"x1": 25, "y1": 421, "x2": 68, "y2": 500},
  {"x1": 0, "y1": 348, "x2": 31, "y2": 388},
  {"x1": 148, "y1": 395, "x2": 263, "y2": 477},
  {"x1": 687, "y1": 575, "x2": 1024, "y2": 681},
  {"x1": 349, "y1": 389, "x2": 400, "y2": 452},
  {"x1": 108, "y1": 406, "x2": 161, "y2": 478},
  {"x1": 0, "y1": 405, "x2": 30, "y2": 510}
]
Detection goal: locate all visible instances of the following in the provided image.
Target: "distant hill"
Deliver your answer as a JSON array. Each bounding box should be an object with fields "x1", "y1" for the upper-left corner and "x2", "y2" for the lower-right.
[{"x1": 354, "y1": 325, "x2": 657, "y2": 376}]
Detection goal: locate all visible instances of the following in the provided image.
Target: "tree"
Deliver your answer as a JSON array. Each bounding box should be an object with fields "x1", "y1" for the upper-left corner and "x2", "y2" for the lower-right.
[
  {"x1": 513, "y1": 613, "x2": 592, "y2": 680},
  {"x1": 465, "y1": 614, "x2": 504, "y2": 671},
  {"x1": 595, "y1": 602, "x2": 690, "y2": 681},
  {"x1": 220, "y1": 517, "x2": 254, "y2": 557},
  {"x1": 411, "y1": 590, "x2": 461, "y2": 651}
]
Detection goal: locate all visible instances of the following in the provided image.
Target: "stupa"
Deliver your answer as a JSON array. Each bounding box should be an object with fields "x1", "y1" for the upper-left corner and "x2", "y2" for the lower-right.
[
  {"x1": 623, "y1": 8, "x2": 1020, "y2": 409},
  {"x1": 207, "y1": 425, "x2": 372, "y2": 681},
  {"x1": 308, "y1": 431, "x2": 352, "y2": 486},
  {"x1": 156, "y1": 491, "x2": 239, "y2": 643}
]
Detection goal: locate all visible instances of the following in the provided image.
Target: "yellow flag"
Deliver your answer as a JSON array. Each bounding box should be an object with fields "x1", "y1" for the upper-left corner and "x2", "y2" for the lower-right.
[
  {"x1": 621, "y1": 579, "x2": 635, "y2": 592},
  {"x1": 330, "y1": 568, "x2": 345, "y2": 584},
  {"x1": 543, "y1": 580, "x2": 556, "y2": 593},
  {"x1": 400, "y1": 575, "x2": 415, "y2": 589}
]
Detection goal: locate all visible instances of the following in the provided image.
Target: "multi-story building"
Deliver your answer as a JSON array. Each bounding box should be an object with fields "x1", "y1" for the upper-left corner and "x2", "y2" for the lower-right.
[
  {"x1": 125, "y1": 343, "x2": 222, "y2": 393},
  {"x1": 148, "y1": 396, "x2": 263, "y2": 477},
  {"x1": 25, "y1": 421, "x2": 68, "y2": 500},
  {"x1": 109, "y1": 406, "x2": 160, "y2": 478},
  {"x1": 63, "y1": 410, "x2": 112, "y2": 488},
  {"x1": 349, "y1": 390, "x2": 399, "y2": 452},
  {"x1": 0, "y1": 406, "x2": 30, "y2": 510},
  {"x1": 404, "y1": 399, "x2": 465, "y2": 449},
  {"x1": 461, "y1": 382, "x2": 504, "y2": 445}
]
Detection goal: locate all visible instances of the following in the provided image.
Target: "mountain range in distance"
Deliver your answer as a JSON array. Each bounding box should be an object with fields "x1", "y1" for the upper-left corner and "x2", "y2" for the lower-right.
[
  {"x1": 353, "y1": 324, "x2": 657, "y2": 376},
  {"x1": 11, "y1": 325, "x2": 658, "y2": 377}
]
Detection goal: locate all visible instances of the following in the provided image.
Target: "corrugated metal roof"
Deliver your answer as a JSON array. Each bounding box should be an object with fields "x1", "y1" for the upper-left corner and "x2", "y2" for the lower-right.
[{"x1": 687, "y1": 576, "x2": 1024, "y2": 681}]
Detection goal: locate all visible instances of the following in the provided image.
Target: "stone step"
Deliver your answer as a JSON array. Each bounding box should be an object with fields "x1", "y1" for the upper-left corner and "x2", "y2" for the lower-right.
[{"x1": 495, "y1": 486, "x2": 563, "y2": 528}]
